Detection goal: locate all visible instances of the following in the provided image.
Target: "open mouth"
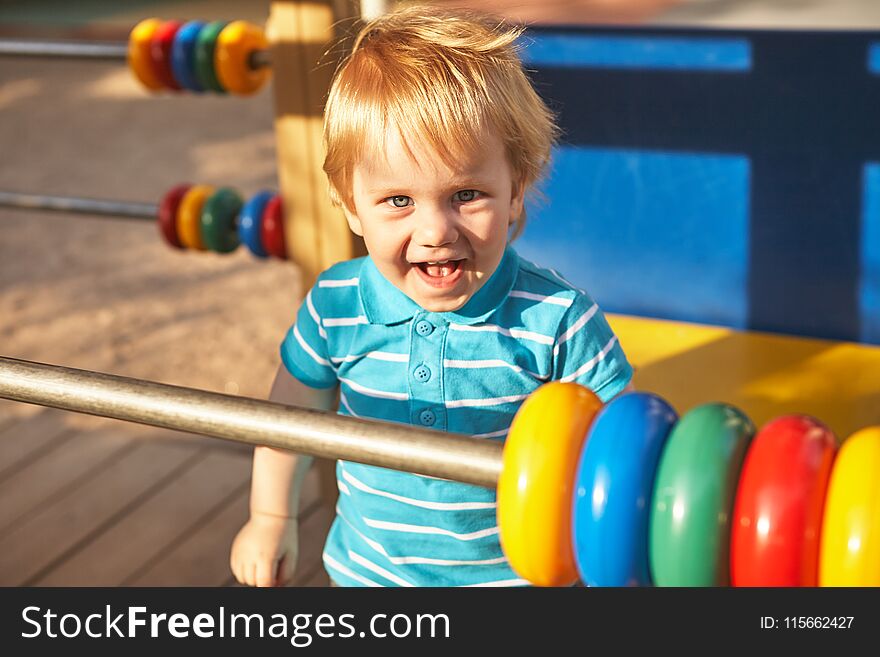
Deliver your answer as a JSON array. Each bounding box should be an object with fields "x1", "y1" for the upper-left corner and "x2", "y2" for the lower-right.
[
  {"x1": 412, "y1": 259, "x2": 465, "y2": 288},
  {"x1": 415, "y1": 259, "x2": 463, "y2": 278}
]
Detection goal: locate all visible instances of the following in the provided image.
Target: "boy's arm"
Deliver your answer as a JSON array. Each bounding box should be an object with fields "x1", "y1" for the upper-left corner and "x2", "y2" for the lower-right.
[
  {"x1": 231, "y1": 364, "x2": 337, "y2": 587},
  {"x1": 553, "y1": 293, "x2": 634, "y2": 402},
  {"x1": 249, "y1": 364, "x2": 338, "y2": 519}
]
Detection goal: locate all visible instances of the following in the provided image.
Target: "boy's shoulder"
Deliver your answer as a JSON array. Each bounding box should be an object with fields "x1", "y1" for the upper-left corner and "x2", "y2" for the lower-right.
[
  {"x1": 512, "y1": 253, "x2": 593, "y2": 306},
  {"x1": 316, "y1": 256, "x2": 368, "y2": 285},
  {"x1": 307, "y1": 257, "x2": 368, "y2": 314}
]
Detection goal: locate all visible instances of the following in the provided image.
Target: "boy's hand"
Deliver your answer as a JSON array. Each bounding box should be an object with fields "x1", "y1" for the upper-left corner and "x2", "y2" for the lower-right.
[{"x1": 230, "y1": 512, "x2": 299, "y2": 587}]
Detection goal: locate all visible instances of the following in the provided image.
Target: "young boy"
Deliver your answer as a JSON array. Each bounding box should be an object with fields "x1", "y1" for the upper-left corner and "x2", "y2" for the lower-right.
[{"x1": 230, "y1": 5, "x2": 632, "y2": 587}]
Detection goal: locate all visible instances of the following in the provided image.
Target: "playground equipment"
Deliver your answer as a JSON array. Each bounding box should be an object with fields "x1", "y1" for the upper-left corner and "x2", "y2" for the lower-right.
[{"x1": 1, "y1": 356, "x2": 878, "y2": 587}]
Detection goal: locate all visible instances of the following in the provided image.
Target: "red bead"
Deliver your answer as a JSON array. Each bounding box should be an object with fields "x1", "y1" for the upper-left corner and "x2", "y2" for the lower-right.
[
  {"x1": 730, "y1": 415, "x2": 837, "y2": 587},
  {"x1": 149, "y1": 20, "x2": 184, "y2": 90},
  {"x1": 261, "y1": 195, "x2": 288, "y2": 259},
  {"x1": 158, "y1": 183, "x2": 192, "y2": 249}
]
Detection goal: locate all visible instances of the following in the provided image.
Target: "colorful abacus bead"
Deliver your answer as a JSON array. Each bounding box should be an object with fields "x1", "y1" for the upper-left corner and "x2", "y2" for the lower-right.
[
  {"x1": 238, "y1": 190, "x2": 273, "y2": 258},
  {"x1": 194, "y1": 21, "x2": 229, "y2": 93},
  {"x1": 170, "y1": 20, "x2": 207, "y2": 92},
  {"x1": 215, "y1": 21, "x2": 271, "y2": 96},
  {"x1": 572, "y1": 392, "x2": 677, "y2": 587},
  {"x1": 157, "y1": 184, "x2": 192, "y2": 249},
  {"x1": 730, "y1": 415, "x2": 837, "y2": 587},
  {"x1": 498, "y1": 382, "x2": 602, "y2": 587},
  {"x1": 177, "y1": 185, "x2": 214, "y2": 250},
  {"x1": 819, "y1": 426, "x2": 880, "y2": 586},
  {"x1": 649, "y1": 403, "x2": 754, "y2": 586},
  {"x1": 201, "y1": 187, "x2": 243, "y2": 253},
  {"x1": 128, "y1": 18, "x2": 165, "y2": 91},
  {"x1": 261, "y1": 194, "x2": 287, "y2": 259},
  {"x1": 149, "y1": 20, "x2": 184, "y2": 91}
]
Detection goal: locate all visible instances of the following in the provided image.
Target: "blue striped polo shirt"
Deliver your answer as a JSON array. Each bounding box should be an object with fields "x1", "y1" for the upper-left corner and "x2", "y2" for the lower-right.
[{"x1": 280, "y1": 245, "x2": 632, "y2": 587}]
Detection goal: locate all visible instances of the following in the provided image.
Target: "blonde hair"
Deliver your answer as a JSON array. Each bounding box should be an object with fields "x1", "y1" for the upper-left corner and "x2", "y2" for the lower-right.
[{"x1": 322, "y1": 4, "x2": 559, "y2": 238}]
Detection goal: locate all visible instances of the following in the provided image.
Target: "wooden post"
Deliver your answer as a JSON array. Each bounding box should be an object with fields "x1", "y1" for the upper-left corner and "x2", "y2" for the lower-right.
[
  {"x1": 267, "y1": 1, "x2": 371, "y2": 515},
  {"x1": 267, "y1": 0, "x2": 366, "y2": 293}
]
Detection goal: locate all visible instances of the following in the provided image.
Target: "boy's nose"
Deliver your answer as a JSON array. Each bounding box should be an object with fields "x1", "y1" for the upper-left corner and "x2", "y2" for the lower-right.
[{"x1": 414, "y1": 208, "x2": 459, "y2": 247}]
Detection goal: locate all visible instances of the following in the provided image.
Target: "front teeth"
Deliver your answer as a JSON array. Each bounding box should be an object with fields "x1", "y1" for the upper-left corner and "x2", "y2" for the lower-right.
[{"x1": 426, "y1": 260, "x2": 449, "y2": 265}]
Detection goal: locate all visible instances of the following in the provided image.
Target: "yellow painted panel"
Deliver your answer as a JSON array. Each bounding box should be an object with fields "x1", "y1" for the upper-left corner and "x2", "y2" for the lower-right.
[{"x1": 607, "y1": 314, "x2": 880, "y2": 440}]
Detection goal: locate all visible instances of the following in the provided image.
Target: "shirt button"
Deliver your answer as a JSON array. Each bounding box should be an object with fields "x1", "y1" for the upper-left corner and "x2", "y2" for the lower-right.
[
  {"x1": 415, "y1": 320, "x2": 434, "y2": 337},
  {"x1": 419, "y1": 409, "x2": 436, "y2": 426},
  {"x1": 413, "y1": 364, "x2": 432, "y2": 383}
]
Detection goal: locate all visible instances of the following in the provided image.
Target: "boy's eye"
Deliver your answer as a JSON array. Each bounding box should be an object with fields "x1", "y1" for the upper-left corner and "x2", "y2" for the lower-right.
[
  {"x1": 385, "y1": 195, "x2": 412, "y2": 208},
  {"x1": 454, "y1": 190, "x2": 479, "y2": 202}
]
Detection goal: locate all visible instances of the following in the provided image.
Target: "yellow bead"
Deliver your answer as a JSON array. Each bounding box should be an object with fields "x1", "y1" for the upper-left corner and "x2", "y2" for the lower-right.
[
  {"x1": 819, "y1": 426, "x2": 880, "y2": 586},
  {"x1": 497, "y1": 382, "x2": 603, "y2": 586},
  {"x1": 214, "y1": 21, "x2": 270, "y2": 96},
  {"x1": 177, "y1": 185, "x2": 214, "y2": 250}
]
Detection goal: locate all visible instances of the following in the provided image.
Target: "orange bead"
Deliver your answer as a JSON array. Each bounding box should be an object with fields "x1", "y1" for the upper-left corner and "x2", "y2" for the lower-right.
[{"x1": 128, "y1": 18, "x2": 165, "y2": 91}]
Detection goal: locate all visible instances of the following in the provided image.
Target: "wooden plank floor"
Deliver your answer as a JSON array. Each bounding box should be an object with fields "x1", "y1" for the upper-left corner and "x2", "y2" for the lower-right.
[{"x1": 0, "y1": 406, "x2": 333, "y2": 587}]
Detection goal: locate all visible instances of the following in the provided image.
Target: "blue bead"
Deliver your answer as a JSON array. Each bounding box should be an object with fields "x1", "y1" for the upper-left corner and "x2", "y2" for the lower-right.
[
  {"x1": 171, "y1": 20, "x2": 206, "y2": 92},
  {"x1": 572, "y1": 392, "x2": 677, "y2": 587},
  {"x1": 238, "y1": 190, "x2": 274, "y2": 258}
]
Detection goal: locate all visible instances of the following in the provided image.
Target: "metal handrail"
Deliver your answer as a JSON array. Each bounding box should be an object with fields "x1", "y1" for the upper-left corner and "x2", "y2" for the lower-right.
[{"x1": 0, "y1": 356, "x2": 503, "y2": 488}]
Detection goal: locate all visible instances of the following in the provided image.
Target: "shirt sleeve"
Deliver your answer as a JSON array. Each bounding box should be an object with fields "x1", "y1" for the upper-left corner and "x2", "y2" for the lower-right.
[
  {"x1": 279, "y1": 286, "x2": 339, "y2": 389},
  {"x1": 551, "y1": 291, "x2": 633, "y2": 402}
]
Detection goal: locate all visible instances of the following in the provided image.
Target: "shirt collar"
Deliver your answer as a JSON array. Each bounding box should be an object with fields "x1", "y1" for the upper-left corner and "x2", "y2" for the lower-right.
[{"x1": 359, "y1": 246, "x2": 520, "y2": 326}]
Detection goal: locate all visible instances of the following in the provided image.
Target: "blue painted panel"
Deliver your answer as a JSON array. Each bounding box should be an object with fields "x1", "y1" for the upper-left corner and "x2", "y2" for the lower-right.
[
  {"x1": 862, "y1": 164, "x2": 880, "y2": 343},
  {"x1": 869, "y1": 42, "x2": 880, "y2": 74},
  {"x1": 519, "y1": 34, "x2": 752, "y2": 71},
  {"x1": 517, "y1": 147, "x2": 751, "y2": 328}
]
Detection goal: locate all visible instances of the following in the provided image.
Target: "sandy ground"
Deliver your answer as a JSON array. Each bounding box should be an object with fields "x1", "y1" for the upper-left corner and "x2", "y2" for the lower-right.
[{"x1": 0, "y1": 54, "x2": 299, "y2": 423}]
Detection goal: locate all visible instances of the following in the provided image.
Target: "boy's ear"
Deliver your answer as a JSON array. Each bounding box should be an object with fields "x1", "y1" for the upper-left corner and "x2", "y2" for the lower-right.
[
  {"x1": 509, "y1": 178, "x2": 526, "y2": 225},
  {"x1": 343, "y1": 205, "x2": 364, "y2": 237}
]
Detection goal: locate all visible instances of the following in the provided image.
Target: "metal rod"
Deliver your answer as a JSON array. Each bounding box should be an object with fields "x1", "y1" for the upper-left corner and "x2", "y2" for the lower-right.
[
  {"x1": 0, "y1": 40, "x2": 129, "y2": 60},
  {"x1": 0, "y1": 39, "x2": 271, "y2": 69},
  {"x1": 0, "y1": 191, "x2": 156, "y2": 221},
  {"x1": 0, "y1": 357, "x2": 503, "y2": 488}
]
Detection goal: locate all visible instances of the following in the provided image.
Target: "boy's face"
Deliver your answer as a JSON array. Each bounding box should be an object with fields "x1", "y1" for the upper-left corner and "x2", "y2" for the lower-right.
[{"x1": 344, "y1": 129, "x2": 524, "y2": 312}]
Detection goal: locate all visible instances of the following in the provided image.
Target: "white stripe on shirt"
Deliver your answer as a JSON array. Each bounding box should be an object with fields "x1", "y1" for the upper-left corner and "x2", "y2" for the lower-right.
[
  {"x1": 331, "y1": 351, "x2": 409, "y2": 364},
  {"x1": 471, "y1": 428, "x2": 509, "y2": 439},
  {"x1": 340, "y1": 377, "x2": 408, "y2": 401},
  {"x1": 337, "y1": 507, "x2": 507, "y2": 566},
  {"x1": 339, "y1": 390, "x2": 359, "y2": 417},
  {"x1": 349, "y1": 550, "x2": 414, "y2": 587},
  {"x1": 553, "y1": 303, "x2": 599, "y2": 357},
  {"x1": 323, "y1": 316, "x2": 368, "y2": 327},
  {"x1": 341, "y1": 467, "x2": 496, "y2": 510},
  {"x1": 323, "y1": 553, "x2": 382, "y2": 587},
  {"x1": 463, "y1": 577, "x2": 531, "y2": 587},
  {"x1": 548, "y1": 268, "x2": 584, "y2": 293},
  {"x1": 305, "y1": 290, "x2": 327, "y2": 339},
  {"x1": 449, "y1": 323, "x2": 554, "y2": 346},
  {"x1": 293, "y1": 325, "x2": 331, "y2": 367},
  {"x1": 445, "y1": 393, "x2": 529, "y2": 409},
  {"x1": 559, "y1": 335, "x2": 620, "y2": 383},
  {"x1": 508, "y1": 290, "x2": 574, "y2": 307},
  {"x1": 318, "y1": 277, "x2": 359, "y2": 288},
  {"x1": 362, "y1": 517, "x2": 500, "y2": 541},
  {"x1": 443, "y1": 358, "x2": 548, "y2": 380}
]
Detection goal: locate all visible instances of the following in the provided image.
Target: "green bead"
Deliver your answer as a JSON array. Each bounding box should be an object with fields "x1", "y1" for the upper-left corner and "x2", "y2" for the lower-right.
[
  {"x1": 201, "y1": 187, "x2": 242, "y2": 253},
  {"x1": 193, "y1": 20, "x2": 228, "y2": 93},
  {"x1": 649, "y1": 403, "x2": 754, "y2": 586}
]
